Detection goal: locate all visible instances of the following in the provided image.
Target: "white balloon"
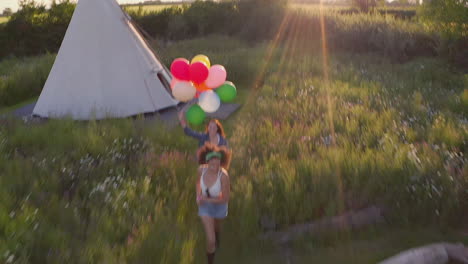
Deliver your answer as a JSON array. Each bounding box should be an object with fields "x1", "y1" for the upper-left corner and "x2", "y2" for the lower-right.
[
  {"x1": 198, "y1": 90, "x2": 221, "y2": 113},
  {"x1": 172, "y1": 81, "x2": 196, "y2": 102}
]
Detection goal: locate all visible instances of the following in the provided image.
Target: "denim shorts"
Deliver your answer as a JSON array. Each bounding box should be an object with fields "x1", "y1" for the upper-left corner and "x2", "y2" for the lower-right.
[{"x1": 198, "y1": 202, "x2": 228, "y2": 219}]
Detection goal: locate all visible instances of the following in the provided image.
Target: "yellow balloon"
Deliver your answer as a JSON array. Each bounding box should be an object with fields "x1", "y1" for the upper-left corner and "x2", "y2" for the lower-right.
[{"x1": 191, "y1": 54, "x2": 210, "y2": 68}]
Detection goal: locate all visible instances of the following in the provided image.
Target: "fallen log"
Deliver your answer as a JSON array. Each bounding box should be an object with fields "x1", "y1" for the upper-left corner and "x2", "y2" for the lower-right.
[
  {"x1": 260, "y1": 206, "x2": 385, "y2": 244},
  {"x1": 378, "y1": 243, "x2": 468, "y2": 264}
]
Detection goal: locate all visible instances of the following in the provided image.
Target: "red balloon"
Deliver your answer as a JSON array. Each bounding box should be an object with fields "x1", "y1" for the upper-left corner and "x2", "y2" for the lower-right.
[
  {"x1": 189, "y1": 62, "x2": 209, "y2": 84},
  {"x1": 170, "y1": 58, "x2": 190, "y2": 81}
]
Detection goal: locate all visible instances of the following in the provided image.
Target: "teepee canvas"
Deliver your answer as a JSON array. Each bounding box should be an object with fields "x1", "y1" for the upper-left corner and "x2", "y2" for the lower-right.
[{"x1": 33, "y1": 0, "x2": 178, "y2": 120}]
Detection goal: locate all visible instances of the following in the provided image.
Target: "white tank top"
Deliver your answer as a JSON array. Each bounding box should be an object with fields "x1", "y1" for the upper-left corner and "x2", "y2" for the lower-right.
[{"x1": 200, "y1": 168, "x2": 222, "y2": 198}]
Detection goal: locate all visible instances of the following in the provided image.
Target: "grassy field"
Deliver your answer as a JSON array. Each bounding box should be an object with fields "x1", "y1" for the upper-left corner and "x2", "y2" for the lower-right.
[
  {"x1": 0, "y1": 16, "x2": 9, "y2": 24},
  {"x1": 0, "y1": 2, "x2": 466, "y2": 263},
  {"x1": 0, "y1": 34, "x2": 466, "y2": 263}
]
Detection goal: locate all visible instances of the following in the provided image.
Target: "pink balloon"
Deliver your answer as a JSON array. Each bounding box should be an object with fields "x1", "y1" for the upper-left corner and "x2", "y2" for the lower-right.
[
  {"x1": 170, "y1": 58, "x2": 190, "y2": 81},
  {"x1": 205, "y1": 65, "x2": 227, "y2": 89},
  {"x1": 189, "y1": 61, "x2": 209, "y2": 84}
]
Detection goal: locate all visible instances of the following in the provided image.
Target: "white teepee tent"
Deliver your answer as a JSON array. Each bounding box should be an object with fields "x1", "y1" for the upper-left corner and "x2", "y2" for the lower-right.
[{"x1": 33, "y1": 0, "x2": 178, "y2": 120}]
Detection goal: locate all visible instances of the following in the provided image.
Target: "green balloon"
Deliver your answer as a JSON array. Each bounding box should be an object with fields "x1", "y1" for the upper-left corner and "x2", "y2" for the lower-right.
[
  {"x1": 216, "y1": 81, "x2": 237, "y2": 103},
  {"x1": 186, "y1": 104, "x2": 206, "y2": 125}
]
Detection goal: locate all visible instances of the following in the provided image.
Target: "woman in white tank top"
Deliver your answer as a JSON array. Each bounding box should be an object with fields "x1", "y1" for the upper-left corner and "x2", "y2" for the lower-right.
[{"x1": 196, "y1": 143, "x2": 232, "y2": 264}]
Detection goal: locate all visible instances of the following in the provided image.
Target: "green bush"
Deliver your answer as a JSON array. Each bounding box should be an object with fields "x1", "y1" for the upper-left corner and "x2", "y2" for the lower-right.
[
  {"x1": 236, "y1": 0, "x2": 288, "y2": 41},
  {"x1": 418, "y1": 0, "x2": 468, "y2": 25},
  {"x1": 417, "y1": 0, "x2": 468, "y2": 69},
  {"x1": 351, "y1": 0, "x2": 377, "y2": 12},
  {"x1": 1, "y1": 0, "x2": 466, "y2": 69},
  {"x1": 129, "y1": 6, "x2": 183, "y2": 38},
  {"x1": 183, "y1": 1, "x2": 239, "y2": 38},
  {"x1": 0, "y1": 0, "x2": 75, "y2": 58},
  {"x1": 129, "y1": 0, "x2": 286, "y2": 41}
]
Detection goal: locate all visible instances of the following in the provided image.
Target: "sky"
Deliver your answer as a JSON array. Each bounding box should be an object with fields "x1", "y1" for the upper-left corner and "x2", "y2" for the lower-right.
[{"x1": 0, "y1": 0, "x2": 180, "y2": 13}]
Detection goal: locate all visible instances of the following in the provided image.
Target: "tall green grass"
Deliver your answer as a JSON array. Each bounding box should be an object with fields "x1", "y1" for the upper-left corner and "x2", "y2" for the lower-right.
[
  {"x1": 0, "y1": 54, "x2": 54, "y2": 108},
  {"x1": 292, "y1": 3, "x2": 417, "y2": 19},
  {"x1": 123, "y1": 4, "x2": 181, "y2": 13},
  {"x1": 231, "y1": 51, "x2": 466, "y2": 226},
  {"x1": 0, "y1": 36, "x2": 466, "y2": 263}
]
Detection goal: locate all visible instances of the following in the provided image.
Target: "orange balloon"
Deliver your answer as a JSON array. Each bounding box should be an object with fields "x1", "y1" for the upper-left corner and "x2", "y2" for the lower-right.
[{"x1": 195, "y1": 82, "x2": 210, "y2": 92}]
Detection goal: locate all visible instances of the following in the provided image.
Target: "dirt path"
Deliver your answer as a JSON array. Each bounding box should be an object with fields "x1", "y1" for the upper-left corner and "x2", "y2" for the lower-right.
[
  {"x1": 12, "y1": 102, "x2": 37, "y2": 117},
  {"x1": 1, "y1": 101, "x2": 241, "y2": 128}
]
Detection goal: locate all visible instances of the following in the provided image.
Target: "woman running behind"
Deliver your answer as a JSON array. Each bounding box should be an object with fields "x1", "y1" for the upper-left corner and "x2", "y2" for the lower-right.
[{"x1": 178, "y1": 109, "x2": 228, "y2": 148}]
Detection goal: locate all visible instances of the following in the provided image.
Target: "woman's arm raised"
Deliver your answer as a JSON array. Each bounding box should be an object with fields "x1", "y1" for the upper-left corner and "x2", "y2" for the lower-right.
[{"x1": 179, "y1": 107, "x2": 206, "y2": 141}]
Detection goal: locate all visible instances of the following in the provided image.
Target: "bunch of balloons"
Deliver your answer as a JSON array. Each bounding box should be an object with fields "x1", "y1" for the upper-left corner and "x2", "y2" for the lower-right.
[{"x1": 170, "y1": 54, "x2": 237, "y2": 125}]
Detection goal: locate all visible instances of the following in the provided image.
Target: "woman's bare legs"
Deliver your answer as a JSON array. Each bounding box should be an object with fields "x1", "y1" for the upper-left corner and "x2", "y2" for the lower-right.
[
  {"x1": 214, "y1": 219, "x2": 222, "y2": 248},
  {"x1": 201, "y1": 216, "x2": 216, "y2": 264}
]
